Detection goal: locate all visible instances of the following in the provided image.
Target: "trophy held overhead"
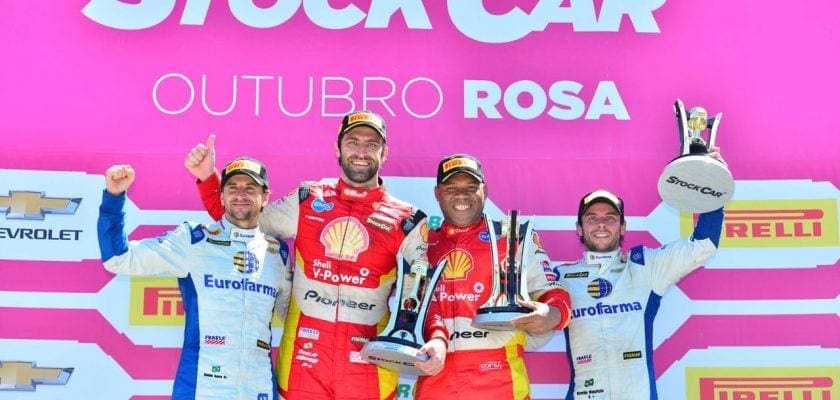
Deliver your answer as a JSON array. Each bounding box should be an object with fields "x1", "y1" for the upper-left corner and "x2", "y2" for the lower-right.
[{"x1": 657, "y1": 99, "x2": 734, "y2": 213}]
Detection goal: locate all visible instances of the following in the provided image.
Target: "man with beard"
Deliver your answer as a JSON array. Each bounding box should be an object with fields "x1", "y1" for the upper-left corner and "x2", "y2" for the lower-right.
[
  {"x1": 556, "y1": 147, "x2": 726, "y2": 399},
  {"x1": 184, "y1": 110, "x2": 448, "y2": 400},
  {"x1": 97, "y1": 158, "x2": 292, "y2": 400},
  {"x1": 416, "y1": 153, "x2": 572, "y2": 400}
]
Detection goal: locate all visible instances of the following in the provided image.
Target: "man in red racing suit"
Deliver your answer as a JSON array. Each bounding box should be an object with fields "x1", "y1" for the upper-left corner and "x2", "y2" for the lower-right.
[
  {"x1": 416, "y1": 154, "x2": 572, "y2": 400},
  {"x1": 185, "y1": 111, "x2": 448, "y2": 400}
]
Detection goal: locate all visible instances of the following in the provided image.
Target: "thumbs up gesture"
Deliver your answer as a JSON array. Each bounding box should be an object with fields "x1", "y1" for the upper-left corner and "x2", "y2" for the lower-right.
[{"x1": 184, "y1": 134, "x2": 216, "y2": 181}]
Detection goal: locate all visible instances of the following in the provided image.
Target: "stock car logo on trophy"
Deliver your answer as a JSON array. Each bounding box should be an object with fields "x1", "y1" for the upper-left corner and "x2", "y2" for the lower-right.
[
  {"x1": 472, "y1": 210, "x2": 534, "y2": 330},
  {"x1": 360, "y1": 257, "x2": 445, "y2": 375},
  {"x1": 657, "y1": 99, "x2": 734, "y2": 213}
]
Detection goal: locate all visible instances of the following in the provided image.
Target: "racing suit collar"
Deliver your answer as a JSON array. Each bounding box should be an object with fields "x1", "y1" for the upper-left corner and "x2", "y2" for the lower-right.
[
  {"x1": 439, "y1": 217, "x2": 486, "y2": 239},
  {"x1": 220, "y1": 217, "x2": 261, "y2": 243},
  {"x1": 336, "y1": 177, "x2": 386, "y2": 203},
  {"x1": 583, "y1": 249, "x2": 622, "y2": 275}
]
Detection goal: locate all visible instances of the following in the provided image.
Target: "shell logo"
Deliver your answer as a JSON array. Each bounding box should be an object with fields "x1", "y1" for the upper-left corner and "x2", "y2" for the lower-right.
[
  {"x1": 443, "y1": 250, "x2": 473, "y2": 280},
  {"x1": 420, "y1": 222, "x2": 430, "y2": 243},
  {"x1": 320, "y1": 216, "x2": 369, "y2": 262}
]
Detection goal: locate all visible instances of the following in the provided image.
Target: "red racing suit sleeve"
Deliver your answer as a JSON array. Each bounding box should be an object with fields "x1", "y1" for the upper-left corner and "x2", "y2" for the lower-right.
[
  {"x1": 537, "y1": 287, "x2": 572, "y2": 330},
  {"x1": 196, "y1": 170, "x2": 224, "y2": 221}
]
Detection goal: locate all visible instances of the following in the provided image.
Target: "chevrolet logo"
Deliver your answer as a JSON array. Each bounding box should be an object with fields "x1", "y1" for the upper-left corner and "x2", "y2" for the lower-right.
[
  {"x1": 0, "y1": 191, "x2": 81, "y2": 220},
  {"x1": 0, "y1": 361, "x2": 73, "y2": 391}
]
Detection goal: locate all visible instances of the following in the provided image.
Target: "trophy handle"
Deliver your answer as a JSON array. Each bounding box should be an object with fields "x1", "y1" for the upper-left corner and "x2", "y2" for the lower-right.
[
  {"x1": 381, "y1": 256, "x2": 414, "y2": 339},
  {"x1": 708, "y1": 112, "x2": 723, "y2": 149},
  {"x1": 381, "y1": 257, "x2": 446, "y2": 341},
  {"x1": 485, "y1": 214, "x2": 502, "y2": 304},
  {"x1": 516, "y1": 218, "x2": 535, "y2": 298},
  {"x1": 674, "y1": 99, "x2": 689, "y2": 155},
  {"x1": 505, "y1": 210, "x2": 519, "y2": 306},
  {"x1": 420, "y1": 258, "x2": 447, "y2": 318}
]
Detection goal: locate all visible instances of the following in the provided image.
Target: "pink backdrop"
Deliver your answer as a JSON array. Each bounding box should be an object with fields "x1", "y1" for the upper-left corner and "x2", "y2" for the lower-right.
[{"x1": 2, "y1": 1, "x2": 839, "y2": 399}]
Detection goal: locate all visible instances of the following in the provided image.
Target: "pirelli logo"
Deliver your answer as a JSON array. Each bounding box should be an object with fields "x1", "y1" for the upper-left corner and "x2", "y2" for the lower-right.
[
  {"x1": 129, "y1": 277, "x2": 185, "y2": 326},
  {"x1": 680, "y1": 199, "x2": 839, "y2": 248},
  {"x1": 686, "y1": 367, "x2": 840, "y2": 400}
]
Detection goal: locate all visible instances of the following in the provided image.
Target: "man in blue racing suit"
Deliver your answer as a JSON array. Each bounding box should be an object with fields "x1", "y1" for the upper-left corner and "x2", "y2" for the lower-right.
[
  {"x1": 97, "y1": 157, "x2": 292, "y2": 400},
  {"x1": 554, "y1": 148, "x2": 726, "y2": 399}
]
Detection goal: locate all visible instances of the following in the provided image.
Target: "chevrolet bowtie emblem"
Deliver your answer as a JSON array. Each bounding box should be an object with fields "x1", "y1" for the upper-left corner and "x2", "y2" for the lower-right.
[
  {"x1": 0, "y1": 191, "x2": 81, "y2": 220},
  {"x1": 0, "y1": 361, "x2": 73, "y2": 391}
]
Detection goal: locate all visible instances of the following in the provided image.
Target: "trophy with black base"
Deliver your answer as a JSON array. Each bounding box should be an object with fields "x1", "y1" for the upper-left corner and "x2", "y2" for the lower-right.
[
  {"x1": 473, "y1": 210, "x2": 534, "y2": 330},
  {"x1": 361, "y1": 257, "x2": 445, "y2": 375},
  {"x1": 657, "y1": 99, "x2": 734, "y2": 213}
]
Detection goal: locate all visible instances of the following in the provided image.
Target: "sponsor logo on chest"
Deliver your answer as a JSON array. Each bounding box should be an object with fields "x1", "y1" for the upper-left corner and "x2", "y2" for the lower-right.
[{"x1": 311, "y1": 258, "x2": 369, "y2": 285}]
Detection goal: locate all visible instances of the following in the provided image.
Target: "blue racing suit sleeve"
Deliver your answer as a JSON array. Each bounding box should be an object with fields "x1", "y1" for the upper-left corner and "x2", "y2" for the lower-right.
[
  {"x1": 97, "y1": 190, "x2": 129, "y2": 262},
  {"x1": 692, "y1": 207, "x2": 725, "y2": 247}
]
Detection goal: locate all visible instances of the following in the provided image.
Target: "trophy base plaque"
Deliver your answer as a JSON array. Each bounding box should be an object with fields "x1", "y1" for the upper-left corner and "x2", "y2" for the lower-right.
[
  {"x1": 361, "y1": 336, "x2": 429, "y2": 376},
  {"x1": 472, "y1": 305, "x2": 531, "y2": 330},
  {"x1": 657, "y1": 154, "x2": 734, "y2": 213}
]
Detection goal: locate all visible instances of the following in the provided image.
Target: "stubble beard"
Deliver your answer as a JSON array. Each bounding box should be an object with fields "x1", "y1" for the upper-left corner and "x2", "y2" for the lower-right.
[
  {"x1": 341, "y1": 156, "x2": 379, "y2": 184},
  {"x1": 583, "y1": 233, "x2": 621, "y2": 253}
]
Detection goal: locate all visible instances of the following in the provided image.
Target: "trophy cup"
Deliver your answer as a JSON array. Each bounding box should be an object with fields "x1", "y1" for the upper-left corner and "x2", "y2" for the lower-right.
[
  {"x1": 657, "y1": 99, "x2": 734, "y2": 213},
  {"x1": 360, "y1": 257, "x2": 445, "y2": 375},
  {"x1": 473, "y1": 210, "x2": 533, "y2": 330}
]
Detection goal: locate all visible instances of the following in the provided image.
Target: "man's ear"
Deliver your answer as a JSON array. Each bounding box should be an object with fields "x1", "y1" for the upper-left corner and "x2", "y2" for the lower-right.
[{"x1": 262, "y1": 189, "x2": 271, "y2": 207}]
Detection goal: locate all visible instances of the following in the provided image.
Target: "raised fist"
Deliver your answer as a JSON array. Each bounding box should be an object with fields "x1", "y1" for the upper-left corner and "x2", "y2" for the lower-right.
[{"x1": 105, "y1": 164, "x2": 136, "y2": 195}]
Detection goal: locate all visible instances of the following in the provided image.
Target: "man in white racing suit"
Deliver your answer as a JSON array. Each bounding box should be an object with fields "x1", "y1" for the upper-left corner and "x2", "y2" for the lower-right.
[
  {"x1": 555, "y1": 148, "x2": 726, "y2": 400},
  {"x1": 97, "y1": 158, "x2": 292, "y2": 400}
]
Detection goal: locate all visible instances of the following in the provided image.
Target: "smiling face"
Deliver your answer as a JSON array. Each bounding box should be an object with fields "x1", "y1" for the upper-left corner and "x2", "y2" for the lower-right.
[
  {"x1": 434, "y1": 172, "x2": 486, "y2": 227},
  {"x1": 335, "y1": 126, "x2": 388, "y2": 188},
  {"x1": 221, "y1": 174, "x2": 269, "y2": 229},
  {"x1": 577, "y1": 201, "x2": 625, "y2": 252}
]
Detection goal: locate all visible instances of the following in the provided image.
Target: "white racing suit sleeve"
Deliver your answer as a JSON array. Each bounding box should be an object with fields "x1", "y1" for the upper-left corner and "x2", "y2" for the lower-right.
[
  {"x1": 259, "y1": 185, "x2": 302, "y2": 240},
  {"x1": 97, "y1": 190, "x2": 192, "y2": 277},
  {"x1": 524, "y1": 230, "x2": 569, "y2": 351},
  {"x1": 645, "y1": 207, "x2": 725, "y2": 294},
  {"x1": 524, "y1": 232, "x2": 562, "y2": 301},
  {"x1": 273, "y1": 241, "x2": 293, "y2": 321}
]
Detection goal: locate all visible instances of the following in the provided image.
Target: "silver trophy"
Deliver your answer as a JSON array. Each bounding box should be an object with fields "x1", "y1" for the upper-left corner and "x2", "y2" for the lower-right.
[
  {"x1": 473, "y1": 210, "x2": 533, "y2": 330},
  {"x1": 657, "y1": 99, "x2": 734, "y2": 213},
  {"x1": 360, "y1": 257, "x2": 445, "y2": 375}
]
